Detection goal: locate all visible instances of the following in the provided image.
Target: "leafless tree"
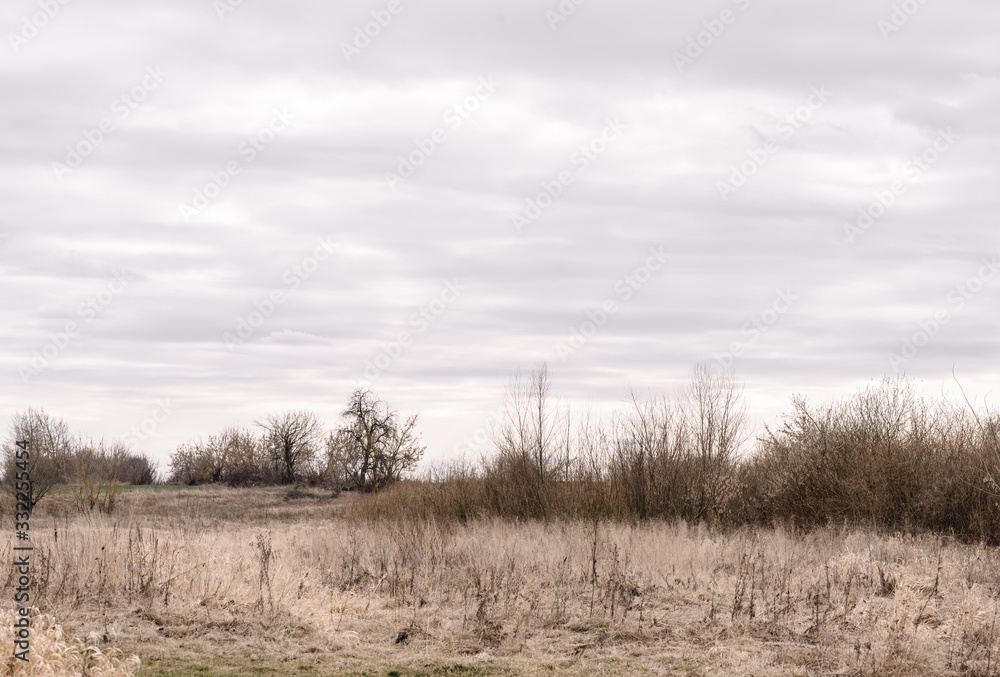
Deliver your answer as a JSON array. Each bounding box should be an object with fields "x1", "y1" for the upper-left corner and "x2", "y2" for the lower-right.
[
  {"x1": 121, "y1": 454, "x2": 157, "y2": 484},
  {"x1": 322, "y1": 429, "x2": 354, "y2": 494},
  {"x1": 491, "y1": 363, "x2": 562, "y2": 486},
  {"x1": 609, "y1": 388, "x2": 678, "y2": 518},
  {"x1": 73, "y1": 438, "x2": 134, "y2": 512},
  {"x1": 216, "y1": 426, "x2": 270, "y2": 486},
  {"x1": 4, "y1": 408, "x2": 74, "y2": 510},
  {"x1": 682, "y1": 362, "x2": 749, "y2": 520},
  {"x1": 339, "y1": 389, "x2": 425, "y2": 492},
  {"x1": 167, "y1": 426, "x2": 271, "y2": 486},
  {"x1": 686, "y1": 363, "x2": 748, "y2": 458},
  {"x1": 168, "y1": 439, "x2": 214, "y2": 485},
  {"x1": 255, "y1": 410, "x2": 324, "y2": 485}
]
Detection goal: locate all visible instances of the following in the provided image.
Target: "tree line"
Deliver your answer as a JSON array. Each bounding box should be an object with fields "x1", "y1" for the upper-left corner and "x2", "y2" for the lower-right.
[
  {"x1": 166, "y1": 388, "x2": 425, "y2": 492},
  {"x1": 10, "y1": 363, "x2": 1000, "y2": 544},
  {"x1": 2, "y1": 388, "x2": 426, "y2": 509},
  {"x1": 3, "y1": 408, "x2": 156, "y2": 510}
]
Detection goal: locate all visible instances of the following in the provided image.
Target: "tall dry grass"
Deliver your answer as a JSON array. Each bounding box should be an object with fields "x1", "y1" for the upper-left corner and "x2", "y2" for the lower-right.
[
  {"x1": 5, "y1": 370, "x2": 1000, "y2": 673},
  {"x1": 0, "y1": 609, "x2": 139, "y2": 676},
  {"x1": 8, "y1": 490, "x2": 1000, "y2": 674}
]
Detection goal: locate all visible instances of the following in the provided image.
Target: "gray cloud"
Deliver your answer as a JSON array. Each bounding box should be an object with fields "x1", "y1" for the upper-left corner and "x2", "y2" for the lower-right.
[{"x1": 1, "y1": 0, "x2": 998, "y2": 469}]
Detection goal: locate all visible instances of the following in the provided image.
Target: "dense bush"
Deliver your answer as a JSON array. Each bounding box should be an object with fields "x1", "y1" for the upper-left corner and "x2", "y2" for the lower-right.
[
  {"x1": 350, "y1": 368, "x2": 1000, "y2": 544},
  {"x1": 746, "y1": 378, "x2": 1000, "y2": 541},
  {"x1": 168, "y1": 425, "x2": 279, "y2": 486}
]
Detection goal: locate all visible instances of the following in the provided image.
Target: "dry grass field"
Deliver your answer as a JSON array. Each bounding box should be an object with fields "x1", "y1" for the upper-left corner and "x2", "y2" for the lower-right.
[{"x1": 5, "y1": 487, "x2": 1000, "y2": 676}]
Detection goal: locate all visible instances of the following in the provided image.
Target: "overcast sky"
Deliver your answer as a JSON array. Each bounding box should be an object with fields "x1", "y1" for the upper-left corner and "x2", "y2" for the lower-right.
[{"x1": 2, "y1": 0, "x2": 998, "y2": 469}]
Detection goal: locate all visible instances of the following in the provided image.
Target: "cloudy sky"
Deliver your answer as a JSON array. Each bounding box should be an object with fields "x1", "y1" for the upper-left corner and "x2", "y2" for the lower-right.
[{"x1": 2, "y1": 0, "x2": 998, "y2": 469}]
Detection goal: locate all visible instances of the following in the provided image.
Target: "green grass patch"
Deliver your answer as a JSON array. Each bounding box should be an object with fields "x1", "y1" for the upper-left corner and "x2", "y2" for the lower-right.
[
  {"x1": 48, "y1": 484, "x2": 217, "y2": 495},
  {"x1": 371, "y1": 666, "x2": 511, "y2": 677},
  {"x1": 138, "y1": 658, "x2": 512, "y2": 677}
]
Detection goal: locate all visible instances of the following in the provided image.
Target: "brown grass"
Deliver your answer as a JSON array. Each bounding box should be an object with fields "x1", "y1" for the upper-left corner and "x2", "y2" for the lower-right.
[
  {"x1": 6, "y1": 488, "x2": 1000, "y2": 675},
  {"x1": 0, "y1": 609, "x2": 139, "y2": 676}
]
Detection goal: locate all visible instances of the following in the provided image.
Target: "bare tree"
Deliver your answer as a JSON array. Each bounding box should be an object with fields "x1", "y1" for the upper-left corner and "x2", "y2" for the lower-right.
[
  {"x1": 73, "y1": 438, "x2": 132, "y2": 513},
  {"x1": 491, "y1": 363, "x2": 562, "y2": 486},
  {"x1": 339, "y1": 389, "x2": 425, "y2": 492},
  {"x1": 168, "y1": 440, "x2": 212, "y2": 485},
  {"x1": 322, "y1": 429, "x2": 354, "y2": 494},
  {"x1": 216, "y1": 426, "x2": 270, "y2": 486},
  {"x1": 255, "y1": 410, "x2": 324, "y2": 485},
  {"x1": 168, "y1": 427, "x2": 272, "y2": 486},
  {"x1": 4, "y1": 408, "x2": 74, "y2": 510},
  {"x1": 610, "y1": 388, "x2": 679, "y2": 519},
  {"x1": 375, "y1": 412, "x2": 424, "y2": 488},
  {"x1": 116, "y1": 452, "x2": 157, "y2": 485},
  {"x1": 681, "y1": 362, "x2": 749, "y2": 520}
]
